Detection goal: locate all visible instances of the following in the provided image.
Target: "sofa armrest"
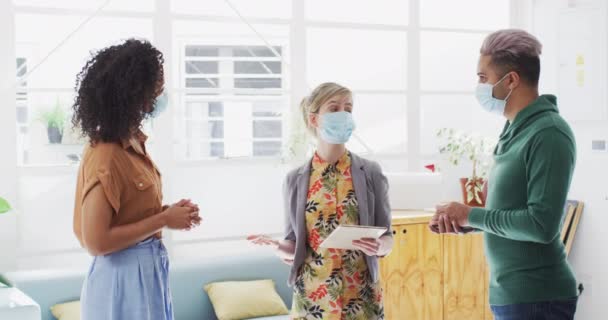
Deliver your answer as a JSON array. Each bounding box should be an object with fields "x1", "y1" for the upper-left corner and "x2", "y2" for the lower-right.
[{"x1": 5, "y1": 269, "x2": 85, "y2": 320}]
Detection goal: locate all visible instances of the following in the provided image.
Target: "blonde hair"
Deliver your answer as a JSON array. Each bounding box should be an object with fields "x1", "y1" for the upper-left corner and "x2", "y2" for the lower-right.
[{"x1": 300, "y1": 82, "x2": 352, "y2": 135}]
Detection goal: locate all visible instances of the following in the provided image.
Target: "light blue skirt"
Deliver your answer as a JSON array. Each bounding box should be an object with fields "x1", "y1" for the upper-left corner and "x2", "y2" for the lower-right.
[{"x1": 81, "y1": 238, "x2": 173, "y2": 320}]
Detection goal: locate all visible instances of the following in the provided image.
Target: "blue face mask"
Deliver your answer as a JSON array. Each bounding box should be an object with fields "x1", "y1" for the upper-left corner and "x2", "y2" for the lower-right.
[
  {"x1": 475, "y1": 73, "x2": 513, "y2": 116},
  {"x1": 149, "y1": 91, "x2": 169, "y2": 118},
  {"x1": 318, "y1": 111, "x2": 356, "y2": 144}
]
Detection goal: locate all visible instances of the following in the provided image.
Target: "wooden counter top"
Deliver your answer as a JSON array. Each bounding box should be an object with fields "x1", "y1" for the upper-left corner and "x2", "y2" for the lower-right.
[{"x1": 391, "y1": 209, "x2": 435, "y2": 225}]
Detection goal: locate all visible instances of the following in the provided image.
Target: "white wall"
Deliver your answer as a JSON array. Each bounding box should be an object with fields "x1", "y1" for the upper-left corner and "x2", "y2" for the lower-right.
[
  {"x1": 533, "y1": 0, "x2": 608, "y2": 318},
  {"x1": 9, "y1": 152, "x2": 409, "y2": 270},
  {"x1": 0, "y1": 0, "x2": 18, "y2": 272}
]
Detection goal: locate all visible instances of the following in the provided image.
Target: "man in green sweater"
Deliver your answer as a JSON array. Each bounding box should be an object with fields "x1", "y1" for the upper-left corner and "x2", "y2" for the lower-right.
[{"x1": 431, "y1": 29, "x2": 579, "y2": 320}]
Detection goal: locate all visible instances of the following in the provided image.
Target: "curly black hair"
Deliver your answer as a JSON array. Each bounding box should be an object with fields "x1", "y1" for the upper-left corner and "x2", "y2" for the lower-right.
[{"x1": 72, "y1": 39, "x2": 164, "y2": 144}]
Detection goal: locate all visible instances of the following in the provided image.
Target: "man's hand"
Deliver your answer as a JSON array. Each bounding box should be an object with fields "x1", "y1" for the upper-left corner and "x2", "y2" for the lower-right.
[
  {"x1": 429, "y1": 202, "x2": 473, "y2": 234},
  {"x1": 428, "y1": 214, "x2": 441, "y2": 234}
]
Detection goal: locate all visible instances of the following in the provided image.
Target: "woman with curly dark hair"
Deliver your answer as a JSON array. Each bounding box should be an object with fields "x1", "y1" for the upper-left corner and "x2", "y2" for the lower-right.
[{"x1": 72, "y1": 39, "x2": 201, "y2": 320}]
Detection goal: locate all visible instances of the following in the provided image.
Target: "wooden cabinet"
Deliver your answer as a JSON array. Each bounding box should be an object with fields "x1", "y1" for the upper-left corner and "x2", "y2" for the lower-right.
[
  {"x1": 381, "y1": 224, "x2": 443, "y2": 320},
  {"x1": 380, "y1": 211, "x2": 493, "y2": 320},
  {"x1": 443, "y1": 233, "x2": 487, "y2": 320},
  {"x1": 380, "y1": 225, "x2": 408, "y2": 319}
]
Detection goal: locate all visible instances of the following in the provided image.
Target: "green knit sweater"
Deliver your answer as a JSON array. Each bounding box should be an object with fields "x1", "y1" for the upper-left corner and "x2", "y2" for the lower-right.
[{"x1": 468, "y1": 94, "x2": 578, "y2": 305}]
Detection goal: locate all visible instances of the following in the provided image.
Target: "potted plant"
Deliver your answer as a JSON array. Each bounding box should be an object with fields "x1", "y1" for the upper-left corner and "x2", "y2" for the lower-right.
[
  {"x1": 0, "y1": 197, "x2": 9, "y2": 214},
  {"x1": 0, "y1": 275, "x2": 11, "y2": 287},
  {"x1": 0, "y1": 197, "x2": 11, "y2": 287},
  {"x1": 436, "y1": 128, "x2": 497, "y2": 207},
  {"x1": 37, "y1": 99, "x2": 66, "y2": 144}
]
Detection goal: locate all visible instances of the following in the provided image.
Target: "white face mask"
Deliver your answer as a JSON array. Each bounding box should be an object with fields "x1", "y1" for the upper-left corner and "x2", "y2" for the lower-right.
[
  {"x1": 150, "y1": 91, "x2": 169, "y2": 118},
  {"x1": 475, "y1": 73, "x2": 513, "y2": 116},
  {"x1": 317, "y1": 111, "x2": 356, "y2": 145}
]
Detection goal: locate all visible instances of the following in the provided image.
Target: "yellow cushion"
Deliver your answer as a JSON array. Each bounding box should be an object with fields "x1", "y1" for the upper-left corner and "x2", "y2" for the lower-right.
[
  {"x1": 50, "y1": 300, "x2": 80, "y2": 320},
  {"x1": 204, "y1": 279, "x2": 289, "y2": 320}
]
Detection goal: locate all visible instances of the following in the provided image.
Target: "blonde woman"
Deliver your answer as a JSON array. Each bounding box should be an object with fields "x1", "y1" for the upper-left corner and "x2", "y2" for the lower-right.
[{"x1": 249, "y1": 82, "x2": 393, "y2": 320}]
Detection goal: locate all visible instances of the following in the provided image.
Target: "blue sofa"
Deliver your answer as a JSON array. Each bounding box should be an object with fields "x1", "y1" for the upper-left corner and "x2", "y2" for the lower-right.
[{"x1": 6, "y1": 253, "x2": 292, "y2": 320}]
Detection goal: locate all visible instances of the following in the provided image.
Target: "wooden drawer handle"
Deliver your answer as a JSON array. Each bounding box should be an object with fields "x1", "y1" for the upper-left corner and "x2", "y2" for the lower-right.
[
  {"x1": 392, "y1": 230, "x2": 397, "y2": 235},
  {"x1": 402, "y1": 229, "x2": 407, "y2": 234}
]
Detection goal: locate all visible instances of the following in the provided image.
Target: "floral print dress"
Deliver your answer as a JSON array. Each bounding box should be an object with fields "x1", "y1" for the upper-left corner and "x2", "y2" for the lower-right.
[{"x1": 292, "y1": 151, "x2": 384, "y2": 320}]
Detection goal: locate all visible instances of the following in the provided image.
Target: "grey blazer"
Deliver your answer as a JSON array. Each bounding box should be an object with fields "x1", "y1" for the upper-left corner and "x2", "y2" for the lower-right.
[{"x1": 282, "y1": 152, "x2": 393, "y2": 286}]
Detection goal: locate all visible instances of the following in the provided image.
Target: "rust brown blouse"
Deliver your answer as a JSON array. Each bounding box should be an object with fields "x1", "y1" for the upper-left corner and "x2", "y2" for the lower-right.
[{"x1": 74, "y1": 131, "x2": 163, "y2": 241}]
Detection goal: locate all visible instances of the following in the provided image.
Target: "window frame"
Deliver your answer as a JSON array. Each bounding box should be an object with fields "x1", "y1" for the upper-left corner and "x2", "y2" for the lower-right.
[{"x1": 176, "y1": 36, "x2": 289, "y2": 160}]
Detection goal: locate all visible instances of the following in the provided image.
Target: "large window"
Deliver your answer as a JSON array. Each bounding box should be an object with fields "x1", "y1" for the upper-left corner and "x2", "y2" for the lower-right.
[
  {"x1": 11, "y1": 0, "x2": 511, "y2": 167},
  {"x1": 4, "y1": 0, "x2": 512, "y2": 269}
]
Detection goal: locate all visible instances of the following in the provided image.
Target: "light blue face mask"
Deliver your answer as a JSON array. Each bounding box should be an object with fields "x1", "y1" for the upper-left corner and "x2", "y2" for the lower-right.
[
  {"x1": 318, "y1": 111, "x2": 356, "y2": 145},
  {"x1": 149, "y1": 91, "x2": 169, "y2": 118},
  {"x1": 475, "y1": 73, "x2": 513, "y2": 116}
]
